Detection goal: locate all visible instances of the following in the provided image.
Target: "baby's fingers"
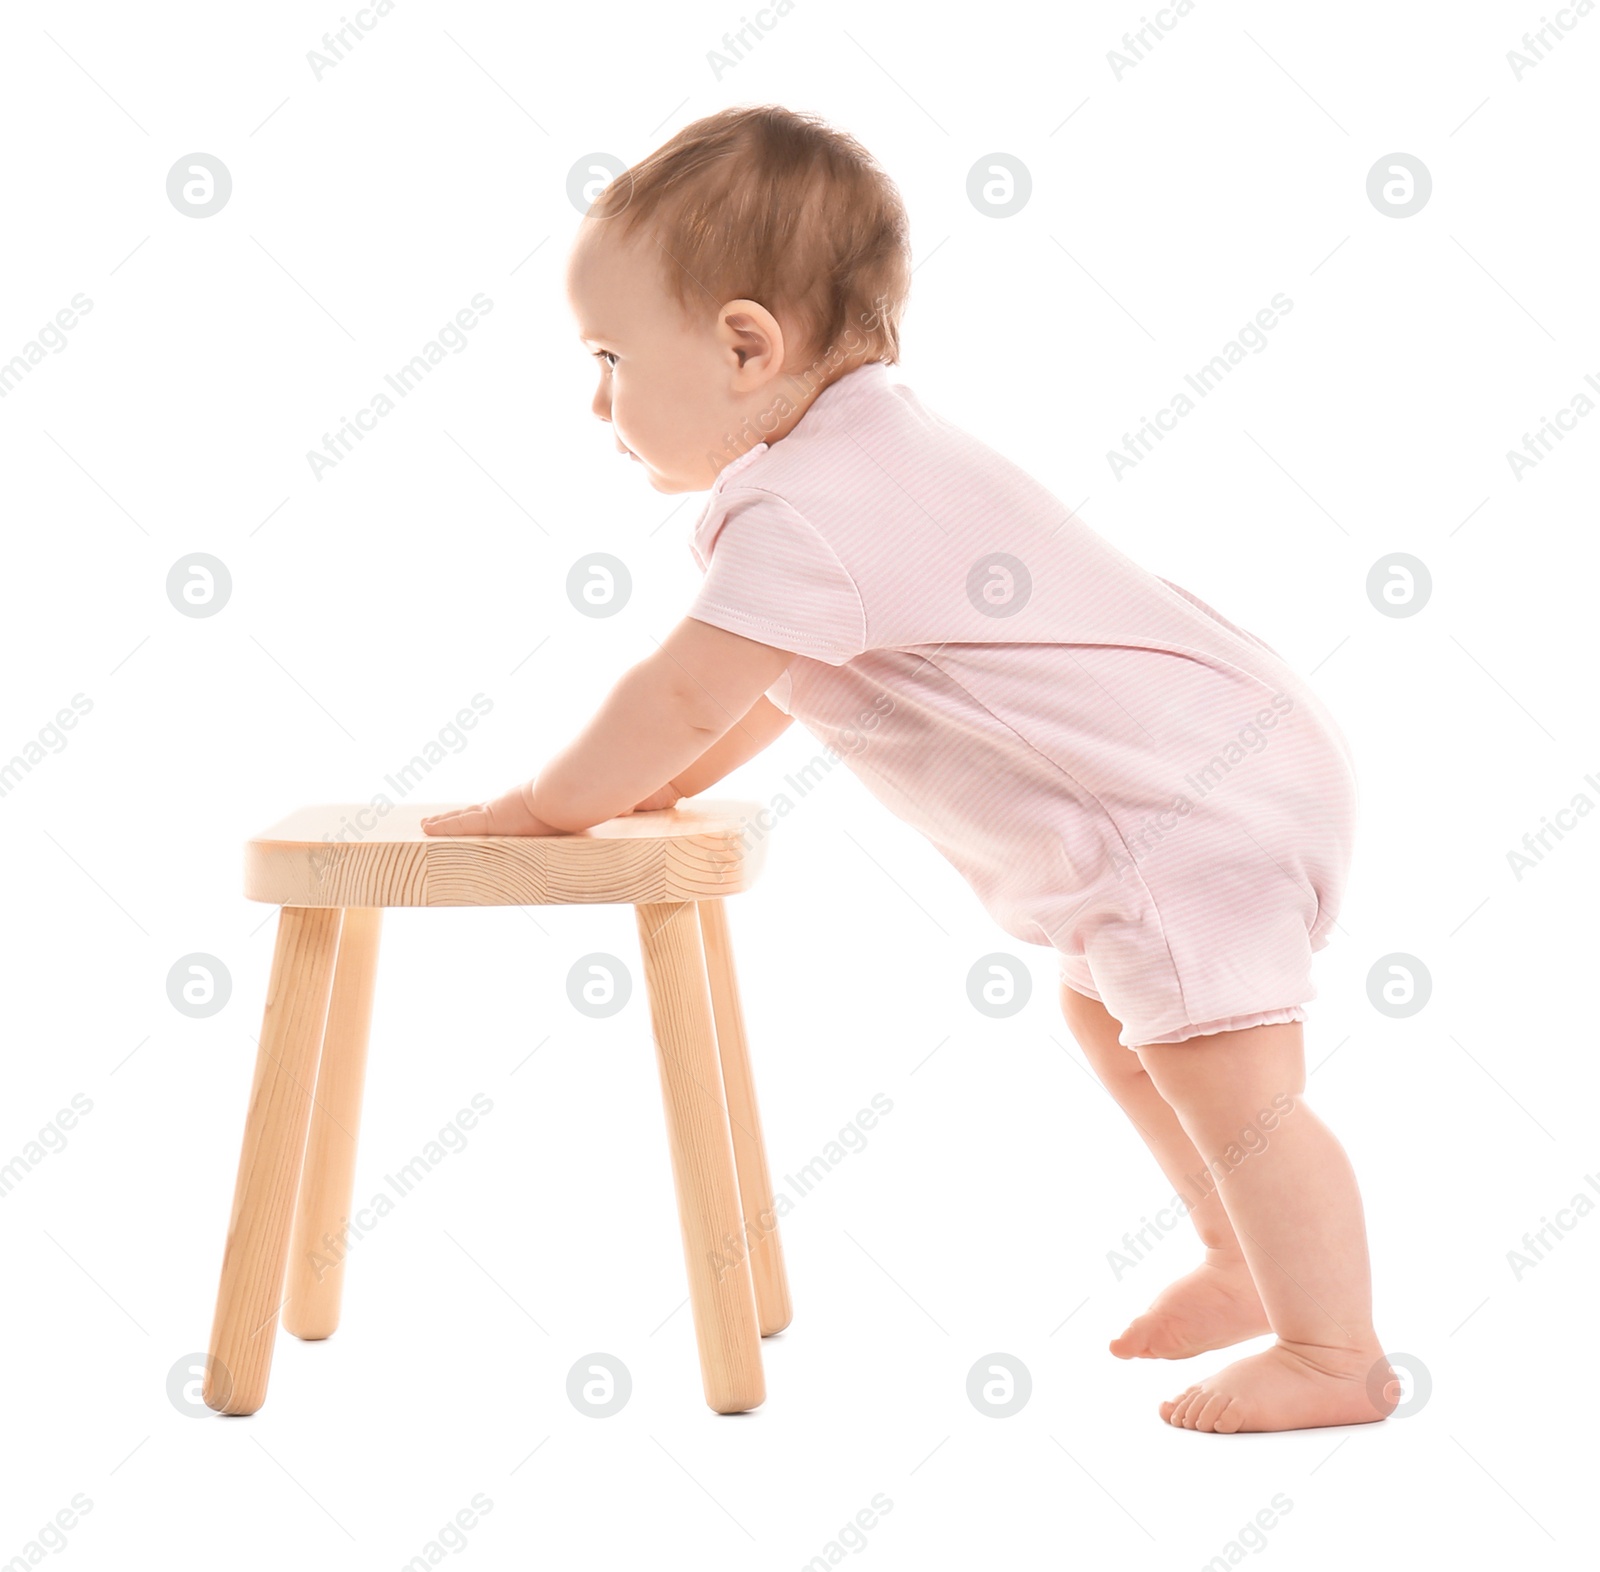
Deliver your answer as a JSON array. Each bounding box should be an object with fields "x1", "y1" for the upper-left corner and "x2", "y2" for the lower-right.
[{"x1": 420, "y1": 805, "x2": 492, "y2": 837}]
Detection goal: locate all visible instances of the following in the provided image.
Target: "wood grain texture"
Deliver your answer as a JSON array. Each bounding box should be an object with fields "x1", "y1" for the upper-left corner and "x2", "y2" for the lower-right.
[
  {"x1": 284, "y1": 907, "x2": 382, "y2": 1342},
  {"x1": 635, "y1": 901, "x2": 765, "y2": 1414},
  {"x1": 244, "y1": 800, "x2": 764, "y2": 907},
  {"x1": 698, "y1": 898, "x2": 793, "y2": 1337},
  {"x1": 205, "y1": 905, "x2": 343, "y2": 1415}
]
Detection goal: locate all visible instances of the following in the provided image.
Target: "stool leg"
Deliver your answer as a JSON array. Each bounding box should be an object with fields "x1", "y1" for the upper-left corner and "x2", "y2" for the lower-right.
[
  {"x1": 696, "y1": 898, "x2": 792, "y2": 1336},
  {"x1": 205, "y1": 905, "x2": 343, "y2": 1415},
  {"x1": 285, "y1": 906, "x2": 382, "y2": 1341},
  {"x1": 634, "y1": 901, "x2": 765, "y2": 1414}
]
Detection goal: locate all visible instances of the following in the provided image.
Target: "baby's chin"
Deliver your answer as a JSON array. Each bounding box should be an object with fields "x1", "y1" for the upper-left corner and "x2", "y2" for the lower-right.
[{"x1": 637, "y1": 465, "x2": 697, "y2": 495}]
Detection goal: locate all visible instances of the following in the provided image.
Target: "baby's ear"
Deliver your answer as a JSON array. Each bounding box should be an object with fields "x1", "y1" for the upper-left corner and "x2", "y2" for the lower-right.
[{"x1": 719, "y1": 299, "x2": 784, "y2": 381}]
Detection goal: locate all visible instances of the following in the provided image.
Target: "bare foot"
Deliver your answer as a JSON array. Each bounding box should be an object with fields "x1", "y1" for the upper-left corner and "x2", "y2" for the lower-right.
[
  {"x1": 1110, "y1": 1251, "x2": 1271, "y2": 1360},
  {"x1": 1160, "y1": 1340, "x2": 1399, "y2": 1433}
]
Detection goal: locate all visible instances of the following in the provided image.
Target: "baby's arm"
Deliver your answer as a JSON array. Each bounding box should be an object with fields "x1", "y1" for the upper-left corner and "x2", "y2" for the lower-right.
[
  {"x1": 631, "y1": 692, "x2": 793, "y2": 810},
  {"x1": 420, "y1": 618, "x2": 793, "y2": 836}
]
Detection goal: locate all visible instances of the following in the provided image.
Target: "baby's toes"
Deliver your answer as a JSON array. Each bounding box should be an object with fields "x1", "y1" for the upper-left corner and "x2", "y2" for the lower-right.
[
  {"x1": 1160, "y1": 1385, "x2": 1200, "y2": 1426},
  {"x1": 1193, "y1": 1391, "x2": 1232, "y2": 1432},
  {"x1": 1211, "y1": 1398, "x2": 1245, "y2": 1434}
]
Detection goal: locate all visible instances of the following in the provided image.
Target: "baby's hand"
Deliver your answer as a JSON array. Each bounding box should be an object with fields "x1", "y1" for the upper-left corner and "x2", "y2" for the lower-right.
[
  {"x1": 630, "y1": 783, "x2": 683, "y2": 812},
  {"x1": 420, "y1": 780, "x2": 684, "y2": 836},
  {"x1": 421, "y1": 782, "x2": 561, "y2": 837}
]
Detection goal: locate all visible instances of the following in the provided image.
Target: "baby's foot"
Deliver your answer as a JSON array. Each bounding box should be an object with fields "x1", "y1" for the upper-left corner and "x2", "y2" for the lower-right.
[
  {"x1": 1110, "y1": 1251, "x2": 1270, "y2": 1360},
  {"x1": 1160, "y1": 1340, "x2": 1399, "y2": 1433}
]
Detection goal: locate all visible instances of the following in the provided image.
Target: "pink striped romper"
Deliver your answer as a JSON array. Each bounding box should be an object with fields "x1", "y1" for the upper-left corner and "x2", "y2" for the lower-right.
[{"x1": 685, "y1": 361, "x2": 1359, "y2": 1048}]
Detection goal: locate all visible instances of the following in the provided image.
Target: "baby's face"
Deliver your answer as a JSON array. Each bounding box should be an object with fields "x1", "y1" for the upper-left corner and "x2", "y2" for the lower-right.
[{"x1": 565, "y1": 217, "x2": 768, "y2": 493}]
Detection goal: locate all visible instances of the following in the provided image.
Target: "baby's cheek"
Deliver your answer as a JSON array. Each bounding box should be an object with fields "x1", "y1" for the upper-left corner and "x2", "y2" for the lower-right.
[{"x1": 641, "y1": 405, "x2": 685, "y2": 461}]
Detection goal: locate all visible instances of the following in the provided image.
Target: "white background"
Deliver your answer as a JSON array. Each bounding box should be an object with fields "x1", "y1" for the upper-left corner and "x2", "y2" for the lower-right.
[{"x1": 2, "y1": 0, "x2": 1596, "y2": 1566}]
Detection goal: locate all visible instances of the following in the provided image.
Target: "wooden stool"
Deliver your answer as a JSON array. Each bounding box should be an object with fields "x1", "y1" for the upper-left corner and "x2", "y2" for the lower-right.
[{"x1": 203, "y1": 800, "x2": 790, "y2": 1417}]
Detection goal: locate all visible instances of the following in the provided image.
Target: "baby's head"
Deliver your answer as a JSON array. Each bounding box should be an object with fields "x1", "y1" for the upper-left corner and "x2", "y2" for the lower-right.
[{"x1": 565, "y1": 104, "x2": 911, "y2": 493}]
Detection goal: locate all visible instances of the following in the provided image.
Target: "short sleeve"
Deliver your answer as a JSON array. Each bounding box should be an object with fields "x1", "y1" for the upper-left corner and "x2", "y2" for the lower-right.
[
  {"x1": 765, "y1": 669, "x2": 794, "y2": 714},
  {"x1": 687, "y1": 489, "x2": 867, "y2": 666}
]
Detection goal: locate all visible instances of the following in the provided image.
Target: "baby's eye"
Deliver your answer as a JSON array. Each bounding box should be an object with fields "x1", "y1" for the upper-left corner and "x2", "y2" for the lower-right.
[{"x1": 593, "y1": 349, "x2": 617, "y2": 370}]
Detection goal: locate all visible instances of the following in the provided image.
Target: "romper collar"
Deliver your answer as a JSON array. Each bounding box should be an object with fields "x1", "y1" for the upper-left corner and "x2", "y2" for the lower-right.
[
  {"x1": 710, "y1": 441, "x2": 770, "y2": 494},
  {"x1": 704, "y1": 361, "x2": 891, "y2": 496}
]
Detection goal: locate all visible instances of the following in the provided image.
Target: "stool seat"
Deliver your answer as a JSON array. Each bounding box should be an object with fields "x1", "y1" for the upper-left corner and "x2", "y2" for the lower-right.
[
  {"x1": 243, "y1": 799, "x2": 764, "y2": 907},
  {"x1": 205, "y1": 797, "x2": 789, "y2": 1420}
]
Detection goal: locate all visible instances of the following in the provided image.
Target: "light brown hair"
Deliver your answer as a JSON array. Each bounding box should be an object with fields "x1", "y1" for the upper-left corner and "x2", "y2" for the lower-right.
[{"x1": 587, "y1": 104, "x2": 912, "y2": 373}]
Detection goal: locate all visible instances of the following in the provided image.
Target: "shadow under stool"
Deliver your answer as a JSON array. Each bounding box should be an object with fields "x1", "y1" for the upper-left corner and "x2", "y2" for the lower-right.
[{"x1": 203, "y1": 800, "x2": 790, "y2": 1417}]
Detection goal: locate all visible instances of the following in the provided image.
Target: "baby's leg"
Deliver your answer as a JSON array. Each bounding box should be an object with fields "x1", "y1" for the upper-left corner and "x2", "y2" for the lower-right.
[
  {"x1": 1060, "y1": 985, "x2": 1270, "y2": 1358},
  {"x1": 1135, "y1": 1021, "x2": 1396, "y2": 1433}
]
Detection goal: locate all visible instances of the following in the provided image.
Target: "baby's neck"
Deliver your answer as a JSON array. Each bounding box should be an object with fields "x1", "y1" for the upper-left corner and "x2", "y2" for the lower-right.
[{"x1": 757, "y1": 357, "x2": 875, "y2": 447}]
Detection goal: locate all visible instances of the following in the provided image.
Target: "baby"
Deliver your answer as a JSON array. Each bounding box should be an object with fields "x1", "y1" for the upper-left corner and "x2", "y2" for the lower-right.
[{"x1": 422, "y1": 105, "x2": 1398, "y2": 1435}]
